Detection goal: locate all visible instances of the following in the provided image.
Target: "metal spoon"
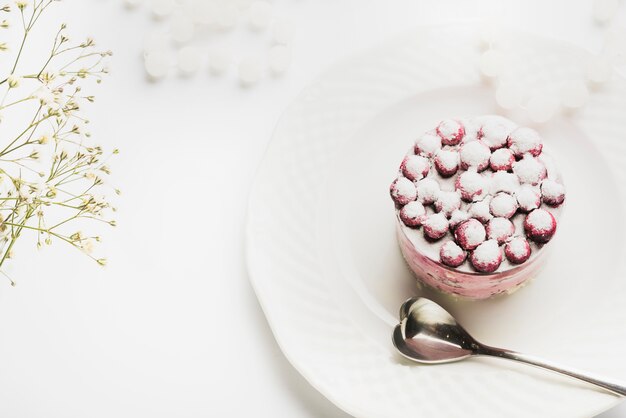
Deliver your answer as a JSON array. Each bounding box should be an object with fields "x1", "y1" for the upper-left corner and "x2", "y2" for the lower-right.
[{"x1": 392, "y1": 297, "x2": 626, "y2": 396}]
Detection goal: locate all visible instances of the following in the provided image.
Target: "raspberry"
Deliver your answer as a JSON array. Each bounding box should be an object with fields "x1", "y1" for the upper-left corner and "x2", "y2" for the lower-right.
[
  {"x1": 416, "y1": 177, "x2": 440, "y2": 205},
  {"x1": 435, "y1": 191, "x2": 462, "y2": 216},
  {"x1": 468, "y1": 198, "x2": 493, "y2": 223},
  {"x1": 390, "y1": 177, "x2": 417, "y2": 206},
  {"x1": 489, "y1": 192, "x2": 518, "y2": 218},
  {"x1": 414, "y1": 132, "x2": 442, "y2": 157},
  {"x1": 440, "y1": 240, "x2": 467, "y2": 267},
  {"x1": 454, "y1": 218, "x2": 486, "y2": 250},
  {"x1": 524, "y1": 208, "x2": 557, "y2": 243},
  {"x1": 541, "y1": 179, "x2": 566, "y2": 207},
  {"x1": 436, "y1": 119, "x2": 465, "y2": 146},
  {"x1": 449, "y1": 209, "x2": 471, "y2": 231},
  {"x1": 490, "y1": 171, "x2": 520, "y2": 195},
  {"x1": 479, "y1": 116, "x2": 516, "y2": 150},
  {"x1": 455, "y1": 170, "x2": 487, "y2": 202},
  {"x1": 507, "y1": 127, "x2": 543, "y2": 158},
  {"x1": 470, "y1": 239, "x2": 503, "y2": 273},
  {"x1": 486, "y1": 217, "x2": 515, "y2": 244},
  {"x1": 504, "y1": 236, "x2": 532, "y2": 264},
  {"x1": 399, "y1": 201, "x2": 427, "y2": 227},
  {"x1": 513, "y1": 156, "x2": 547, "y2": 185},
  {"x1": 401, "y1": 154, "x2": 431, "y2": 181},
  {"x1": 459, "y1": 140, "x2": 491, "y2": 171},
  {"x1": 433, "y1": 149, "x2": 459, "y2": 177},
  {"x1": 489, "y1": 148, "x2": 515, "y2": 171},
  {"x1": 515, "y1": 185, "x2": 541, "y2": 212},
  {"x1": 423, "y1": 212, "x2": 449, "y2": 241}
]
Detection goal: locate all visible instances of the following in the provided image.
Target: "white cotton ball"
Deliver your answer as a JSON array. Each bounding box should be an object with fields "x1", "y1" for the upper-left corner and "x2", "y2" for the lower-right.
[
  {"x1": 144, "y1": 50, "x2": 171, "y2": 80},
  {"x1": 593, "y1": 0, "x2": 619, "y2": 24},
  {"x1": 170, "y1": 13, "x2": 195, "y2": 44},
  {"x1": 123, "y1": 0, "x2": 142, "y2": 9},
  {"x1": 479, "y1": 49, "x2": 506, "y2": 78},
  {"x1": 208, "y1": 48, "x2": 231, "y2": 75},
  {"x1": 191, "y1": 0, "x2": 219, "y2": 26},
  {"x1": 526, "y1": 94, "x2": 560, "y2": 123},
  {"x1": 143, "y1": 31, "x2": 169, "y2": 55},
  {"x1": 151, "y1": 0, "x2": 175, "y2": 19},
  {"x1": 177, "y1": 46, "x2": 202, "y2": 75},
  {"x1": 586, "y1": 56, "x2": 613, "y2": 84},
  {"x1": 268, "y1": 45, "x2": 291, "y2": 75},
  {"x1": 216, "y1": 2, "x2": 239, "y2": 31},
  {"x1": 495, "y1": 81, "x2": 523, "y2": 109},
  {"x1": 559, "y1": 80, "x2": 589, "y2": 109},
  {"x1": 248, "y1": 1, "x2": 272, "y2": 31},
  {"x1": 239, "y1": 57, "x2": 263, "y2": 86},
  {"x1": 271, "y1": 18, "x2": 295, "y2": 45}
]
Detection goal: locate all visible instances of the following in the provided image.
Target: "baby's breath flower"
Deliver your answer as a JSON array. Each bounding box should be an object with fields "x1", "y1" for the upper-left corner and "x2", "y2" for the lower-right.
[
  {"x1": 0, "y1": 42, "x2": 8, "y2": 51},
  {"x1": 15, "y1": 1, "x2": 28, "y2": 11},
  {"x1": 1, "y1": 19, "x2": 8, "y2": 28}
]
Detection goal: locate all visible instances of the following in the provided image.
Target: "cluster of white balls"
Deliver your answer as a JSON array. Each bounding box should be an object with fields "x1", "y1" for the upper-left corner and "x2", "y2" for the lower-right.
[
  {"x1": 124, "y1": 0, "x2": 295, "y2": 86},
  {"x1": 478, "y1": 0, "x2": 623, "y2": 123}
]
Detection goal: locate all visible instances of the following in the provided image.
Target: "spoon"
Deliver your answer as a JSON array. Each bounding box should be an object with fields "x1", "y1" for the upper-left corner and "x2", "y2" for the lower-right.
[{"x1": 392, "y1": 297, "x2": 626, "y2": 396}]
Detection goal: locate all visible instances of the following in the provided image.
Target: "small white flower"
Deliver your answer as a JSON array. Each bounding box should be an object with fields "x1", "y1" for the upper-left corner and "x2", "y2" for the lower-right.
[{"x1": 7, "y1": 74, "x2": 21, "y2": 88}]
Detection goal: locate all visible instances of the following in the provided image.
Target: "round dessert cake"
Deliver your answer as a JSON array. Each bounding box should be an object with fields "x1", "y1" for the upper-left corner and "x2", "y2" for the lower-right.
[{"x1": 390, "y1": 115, "x2": 565, "y2": 299}]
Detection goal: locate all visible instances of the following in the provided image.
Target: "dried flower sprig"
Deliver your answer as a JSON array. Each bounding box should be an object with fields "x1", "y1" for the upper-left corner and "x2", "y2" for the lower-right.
[{"x1": 0, "y1": 0, "x2": 116, "y2": 284}]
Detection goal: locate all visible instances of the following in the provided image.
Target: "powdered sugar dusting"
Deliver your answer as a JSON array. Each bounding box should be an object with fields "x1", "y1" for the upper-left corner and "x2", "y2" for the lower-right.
[
  {"x1": 526, "y1": 208, "x2": 553, "y2": 231},
  {"x1": 489, "y1": 193, "x2": 517, "y2": 218},
  {"x1": 513, "y1": 156, "x2": 547, "y2": 185},
  {"x1": 415, "y1": 132, "x2": 442, "y2": 157},
  {"x1": 435, "y1": 191, "x2": 461, "y2": 216},
  {"x1": 479, "y1": 116, "x2": 516, "y2": 149},
  {"x1": 416, "y1": 177, "x2": 440, "y2": 204},
  {"x1": 460, "y1": 140, "x2": 491, "y2": 170},
  {"x1": 490, "y1": 171, "x2": 519, "y2": 194},
  {"x1": 515, "y1": 185, "x2": 541, "y2": 211}
]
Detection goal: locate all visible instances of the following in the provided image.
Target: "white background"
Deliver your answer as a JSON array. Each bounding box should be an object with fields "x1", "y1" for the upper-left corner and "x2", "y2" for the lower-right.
[{"x1": 0, "y1": 0, "x2": 624, "y2": 417}]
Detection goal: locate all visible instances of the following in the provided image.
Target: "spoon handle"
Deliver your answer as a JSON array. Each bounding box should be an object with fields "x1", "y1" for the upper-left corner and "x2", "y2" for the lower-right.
[{"x1": 478, "y1": 346, "x2": 626, "y2": 397}]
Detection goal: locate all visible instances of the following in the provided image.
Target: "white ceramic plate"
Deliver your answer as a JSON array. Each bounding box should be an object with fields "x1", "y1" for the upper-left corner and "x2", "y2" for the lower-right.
[{"x1": 246, "y1": 25, "x2": 626, "y2": 418}]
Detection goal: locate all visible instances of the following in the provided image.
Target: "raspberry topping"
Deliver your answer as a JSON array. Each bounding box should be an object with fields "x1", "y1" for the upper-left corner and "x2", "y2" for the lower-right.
[
  {"x1": 504, "y1": 236, "x2": 532, "y2": 264},
  {"x1": 459, "y1": 140, "x2": 491, "y2": 171},
  {"x1": 436, "y1": 119, "x2": 465, "y2": 146},
  {"x1": 470, "y1": 239, "x2": 503, "y2": 273},
  {"x1": 401, "y1": 155, "x2": 430, "y2": 181},
  {"x1": 455, "y1": 170, "x2": 487, "y2": 202},
  {"x1": 416, "y1": 177, "x2": 440, "y2": 205},
  {"x1": 479, "y1": 116, "x2": 516, "y2": 150},
  {"x1": 513, "y1": 156, "x2": 547, "y2": 185},
  {"x1": 490, "y1": 171, "x2": 520, "y2": 195},
  {"x1": 434, "y1": 149, "x2": 459, "y2": 177},
  {"x1": 440, "y1": 240, "x2": 467, "y2": 267},
  {"x1": 489, "y1": 192, "x2": 518, "y2": 218},
  {"x1": 489, "y1": 148, "x2": 515, "y2": 171},
  {"x1": 515, "y1": 185, "x2": 541, "y2": 212},
  {"x1": 391, "y1": 115, "x2": 565, "y2": 273},
  {"x1": 468, "y1": 199, "x2": 493, "y2": 223},
  {"x1": 390, "y1": 177, "x2": 417, "y2": 206},
  {"x1": 486, "y1": 217, "x2": 515, "y2": 244},
  {"x1": 423, "y1": 213, "x2": 449, "y2": 241},
  {"x1": 508, "y1": 127, "x2": 543, "y2": 157},
  {"x1": 454, "y1": 219, "x2": 486, "y2": 250},
  {"x1": 435, "y1": 191, "x2": 462, "y2": 216},
  {"x1": 541, "y1": 179, "x2": 566, "y2": 207},
  {"x1": 399, "y1": 201, "x2": 427, "y2": 227},
  {"x1": 524, "y1": 208, "x2": 557, "y2": 243},
  {"x1": 414, "y1": 132, "x2": 442, "y2": 157}
]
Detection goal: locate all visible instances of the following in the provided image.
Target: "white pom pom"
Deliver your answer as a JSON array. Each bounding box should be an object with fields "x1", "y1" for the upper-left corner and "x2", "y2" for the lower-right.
[
  {"x1": 151, "y1": 0, "x2": 175, "y2": 19},
  {"x1": 239, "y1": 56, "x2": 263, "y2": 86},
  {"x1": 593, "y1": 0, "x2": 619, "y2": 24},
  {"x1": 271, "y1": 18, "x2": 295, "y2": 45},
  {"x1": 559, "y1": 80, "x2": 589, "y2": 109},
  {"x1": 526, "y1": 94, "x2": 560, "y2": 123},
  {"x1": 586, "y1": 56, "x2": 613, "y2": 84},
  {"x1": 143, "y1": 31, "x2": 169, "y2": 55},
  {"x1": 216, "y1": 3, "x2": 239, "y2": 31},
  {"x1": 479, "y1": 49, "x2": 506, "y2": 78},
  {"x1": 144, "y1": 50, "x2": 171, "y2": 80},
  {"x1": 177, "y1": 46, "x2": 202, "y2": 75},
  {"x1": 170, "y1": 13, "x2": 195, "y2": 44},
  {"x1": 495, "y1": 81, "x2": 523, "y2": 109},
  {"x1": 208, "y1": 48, "x2": 231, "y2": 75},
  {"x1": 268, "y1": 45, "x2": 291, "y2": 75},
  {"x1": 248, "y1": 1, "x2": 272, "y2": 31}
]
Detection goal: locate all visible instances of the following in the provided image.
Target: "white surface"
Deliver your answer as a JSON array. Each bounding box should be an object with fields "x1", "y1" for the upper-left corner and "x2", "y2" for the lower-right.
[
  {"x1": 247, "y1": 25, "x2": 626, "y2": 418},
  {"x1": 0, "y1": 1, "x2": 624, "y2": 417}
]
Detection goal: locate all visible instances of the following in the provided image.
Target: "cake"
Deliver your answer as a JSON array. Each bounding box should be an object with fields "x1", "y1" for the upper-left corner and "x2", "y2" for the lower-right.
[{"x1": 390, "y1": 115, "x2": 565, "y2": 299}]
